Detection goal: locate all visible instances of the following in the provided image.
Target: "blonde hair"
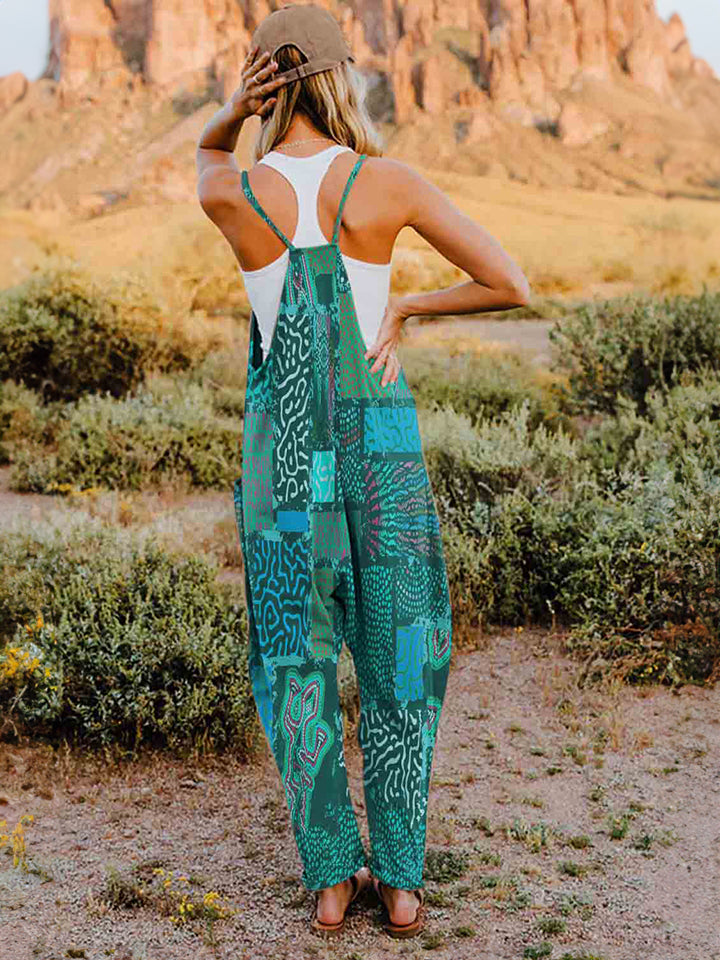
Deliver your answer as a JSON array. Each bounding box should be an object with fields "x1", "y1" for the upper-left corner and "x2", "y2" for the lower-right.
[{"x1": 253, "y1": 43, "x2": 384, "y2": 162}]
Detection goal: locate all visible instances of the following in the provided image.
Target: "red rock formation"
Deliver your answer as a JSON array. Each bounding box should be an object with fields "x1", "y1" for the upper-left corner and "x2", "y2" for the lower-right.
[
  {"x1": 35, "y1": 0, "x2": 717, "y2": 124},
  {"x1": 144, "y1": 0, "x2": 249, "y2": 96},
  {"x1": 45, "y1": 0, "x2": 128, "y2": 90},
  {"x1": 0, "y1": 72, "x2": 28, "y2": 114}
]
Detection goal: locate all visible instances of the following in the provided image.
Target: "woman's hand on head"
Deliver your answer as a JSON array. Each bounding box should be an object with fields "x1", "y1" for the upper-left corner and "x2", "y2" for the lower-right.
[
  {"x1": 364, "y1": 295, "x2": 412, "y2": 387},
  {"x1": 231, "y1": 46, "x2": 289, "y2": 120}
]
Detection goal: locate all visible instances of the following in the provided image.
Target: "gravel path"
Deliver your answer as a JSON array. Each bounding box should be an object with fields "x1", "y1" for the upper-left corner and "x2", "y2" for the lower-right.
[
  {"x1": 408, "y1": 316, "x2": 557, "y2": 364},
  {"x1": 2, "y1": 629, "x2": 719, "y2": 960}
]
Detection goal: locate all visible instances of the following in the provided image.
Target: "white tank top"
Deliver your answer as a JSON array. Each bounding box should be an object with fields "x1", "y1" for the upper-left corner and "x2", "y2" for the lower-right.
[{"x1": 240, "y1": 145, "x2": 392, "y2": 360}]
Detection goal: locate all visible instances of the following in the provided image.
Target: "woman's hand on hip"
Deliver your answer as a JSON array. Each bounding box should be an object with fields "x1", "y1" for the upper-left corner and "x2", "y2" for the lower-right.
[
  {"x1": 231, "y1": 46, "x2": 289, "y2": 121},
  {"x1": 365, "y1": 295, "x2": 412, "y2": 387}
]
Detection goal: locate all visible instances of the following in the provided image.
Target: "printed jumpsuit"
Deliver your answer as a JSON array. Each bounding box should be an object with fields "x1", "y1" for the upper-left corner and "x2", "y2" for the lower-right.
[{"x1": 233, "y1": 154, "x2": 453, "y2": 892}]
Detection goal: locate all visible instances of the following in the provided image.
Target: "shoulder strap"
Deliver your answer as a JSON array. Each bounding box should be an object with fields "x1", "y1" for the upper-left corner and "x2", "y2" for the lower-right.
[
  {"x1": 332, "y1": 155, "x2": 368, "y2": 246},
  {"x1": 241, "y1": 170, "x2": 296, "y2": 251}
]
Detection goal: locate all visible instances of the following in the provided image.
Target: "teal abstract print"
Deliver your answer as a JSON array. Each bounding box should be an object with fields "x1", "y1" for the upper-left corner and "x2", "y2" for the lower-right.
[{"x1": 233, "y1": 155, "x2": 452, "y2": 891}]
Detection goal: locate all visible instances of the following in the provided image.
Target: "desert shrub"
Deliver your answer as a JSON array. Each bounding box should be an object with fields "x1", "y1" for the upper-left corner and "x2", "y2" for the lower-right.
[
  {"x1": 440, "y1": 521, "x2": 494, "y2": 644},
  {"x1": 461, "y1": 473, "x2": 720, "y2": 683},
  {"x1": 419, "y1": 404, "x2": 589, "y2": 629},
  {"x1": 403, "y1": 347, "x2": 561, "y2": 430},
  {"x1": 159, "y1": 348, "x2": 248, "y2": 419},
  {"x1": 558, "y1": 472, "x2": 720, "y2": 685},
  {"x1": 420, "y1": 403, "x2": 588, "y2": 515},
  {"x1": 580, "y1": 373, "x2": 720, "y2": 485},
  {"x1": 0, "y1": 529, "x2": 257, "y2": 753},
  {"x1": 549, "y1": 289, "x2": 720, "y2": 415},
  {"x1": 0, "y1": 264, "x2": 204, "y2": 402},
  {"x1": 463, "y1": 484, "x2": 618, "y2": 629},
  {"x1": 420, "y1": 399, "x2": 720, "y2": 679},
  {"x1": 10, "y1": 383, "x2": 242, "y2": 493},
  {"x1": 0, "y1": 380, "x2": 64, "y2": 463}
]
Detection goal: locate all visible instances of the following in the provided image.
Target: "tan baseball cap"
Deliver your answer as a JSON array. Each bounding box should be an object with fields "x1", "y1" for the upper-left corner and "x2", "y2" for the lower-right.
[{"x1": 251, "y1": 3, "x2": 355, "y2": 84}]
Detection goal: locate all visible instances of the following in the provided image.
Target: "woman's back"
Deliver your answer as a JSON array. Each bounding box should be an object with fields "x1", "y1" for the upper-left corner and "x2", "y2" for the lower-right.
[{"x1": 240, "y1": 144, "x2": 392, "y2": 359}]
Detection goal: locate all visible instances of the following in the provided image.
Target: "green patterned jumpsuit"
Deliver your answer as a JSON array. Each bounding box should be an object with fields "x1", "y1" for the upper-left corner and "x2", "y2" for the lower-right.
[{"x1": 234, "y1": 154, "x2": 453, "y2": 892}]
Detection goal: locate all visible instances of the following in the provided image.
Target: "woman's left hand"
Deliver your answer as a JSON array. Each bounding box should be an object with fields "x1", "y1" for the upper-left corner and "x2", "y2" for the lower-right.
[{"x1": 364, "y1": 295, "x2": 411, "y2": 387}]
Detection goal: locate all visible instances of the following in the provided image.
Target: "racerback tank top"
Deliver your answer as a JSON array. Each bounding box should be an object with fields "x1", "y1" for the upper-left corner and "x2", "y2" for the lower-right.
[{"x1": 240, "y1": 144, "x2": 392, "y2": 360}]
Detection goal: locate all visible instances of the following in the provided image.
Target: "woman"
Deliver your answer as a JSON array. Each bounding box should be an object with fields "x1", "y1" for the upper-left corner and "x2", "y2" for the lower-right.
[{"x1": 196, "y1": 2, "x2": 530, "y2": 941}]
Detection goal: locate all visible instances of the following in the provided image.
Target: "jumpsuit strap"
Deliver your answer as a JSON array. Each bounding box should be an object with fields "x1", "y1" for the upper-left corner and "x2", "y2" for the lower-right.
[
  {"x1": 241, "y1": 169, "x2": 296, "y2": 251},
  {"x1": 332, "y1": 154, "x2": 368, "y2": 246}
]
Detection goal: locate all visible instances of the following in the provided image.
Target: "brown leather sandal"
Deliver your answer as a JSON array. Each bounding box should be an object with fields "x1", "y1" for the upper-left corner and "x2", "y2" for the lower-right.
[
  {"x1": 310, "y1": 867, "x2": 370, "y2": 938},
  {"x1": 374, "y1": 877, "x2": 425, "y2": 939}
]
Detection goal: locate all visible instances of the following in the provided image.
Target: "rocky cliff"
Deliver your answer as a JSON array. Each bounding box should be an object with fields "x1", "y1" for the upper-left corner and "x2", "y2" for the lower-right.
[
  {"x1": 40, "y1": 0, "x2": 715, "y2": 121},
  {"x1": 1, "y1": 0, "x2": 719, "y2": 212}
]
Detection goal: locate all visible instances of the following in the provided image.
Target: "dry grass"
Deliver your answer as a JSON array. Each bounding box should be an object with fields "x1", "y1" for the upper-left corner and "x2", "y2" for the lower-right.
[
  {"x1": 3, "y1": 155, "x2": 719, "y2": 352},
  {"x1": 0, "y1": 480, "x2": 242, "y2": 579}
]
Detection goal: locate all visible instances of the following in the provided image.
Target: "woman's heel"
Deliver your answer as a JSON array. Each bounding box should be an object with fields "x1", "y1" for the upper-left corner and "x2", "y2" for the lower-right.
[{"x1": 373, "y1": 877, "x2": 425, "y2": 939}]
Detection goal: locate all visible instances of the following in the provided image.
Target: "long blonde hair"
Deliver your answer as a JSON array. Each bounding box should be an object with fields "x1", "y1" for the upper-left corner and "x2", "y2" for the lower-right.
[{"x1": 253, "y1": 43, "x2": 384, "y2": 162}]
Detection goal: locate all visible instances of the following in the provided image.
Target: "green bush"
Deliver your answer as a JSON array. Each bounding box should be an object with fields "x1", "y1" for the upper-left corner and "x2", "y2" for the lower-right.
[
  {"x1": 0, "y1": 264, "x2": 199, "y2": 402},
  {"x1": 420, "y1": 403, "x2": 587, "y2": 515},
  {"x1": 438, "y1": 520, "x2": 494, "y2": 643},
  {"x1": 403, "y1": 347, "x2": 562, "y2": 430},
  {"x1": 0, "y1": 529, "x2": 257, "y2": 754},
  {"x1": 157, "y1": 348, "x2": 248, "y2": 420},
  {"x1": 549, "y1": 289, "x2": 720, "y2": 415},
  {"x1": 419, "y1": 400, "x2": 720, "y2": 680},
  {"x1": 420, "y1": 404, "x2": 581, "y2": 629},
  {"x1": 9, "y1": 382, "x2": 242, "y2": 493},
  {"x1": 467, "y1": 475, "x2": 720, "y2": 683},
  {"x1": 580, "y1": 373, "x2": 720, "y2": 485},
  {"x1": 558, "y1": 473, "x2": 720, "y2": 685},
  {"x1": 0, "y1": 380, "x2": 64, "y2": 463}
]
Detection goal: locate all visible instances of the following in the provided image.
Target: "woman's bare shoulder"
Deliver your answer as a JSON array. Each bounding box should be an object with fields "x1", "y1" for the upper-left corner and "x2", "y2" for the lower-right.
[
  {"x1": 361, "y1": 155, "x2": 421, "y2": 185},
  {"x1": 359, "y1": 156, "x2": 432, "y2": 220},
  {"x1": 360, "y1": 156, "x2": 446, "y2": 228}
]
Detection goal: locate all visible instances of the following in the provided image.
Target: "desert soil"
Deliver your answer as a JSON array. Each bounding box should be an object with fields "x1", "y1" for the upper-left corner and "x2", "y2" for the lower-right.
[{"x1": 1, "y1": 628, "x2": 719, "y2": 960}]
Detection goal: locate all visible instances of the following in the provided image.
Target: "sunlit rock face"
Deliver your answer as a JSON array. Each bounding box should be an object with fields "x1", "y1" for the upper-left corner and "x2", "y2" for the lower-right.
[
  {"x1": 0, "y1": 72, "x2": 29, "y2": 113},
  {"x1": 38, "y1": 0, "x2": 714, "y2": 121},
  {"x1": 45, "y1": 0, "x2": 127, "y2": 89}
]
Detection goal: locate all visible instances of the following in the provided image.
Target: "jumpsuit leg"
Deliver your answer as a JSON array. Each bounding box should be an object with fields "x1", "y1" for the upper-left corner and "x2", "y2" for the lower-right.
[
  {"x1": 238, "y1": 354, "x2": 451, "y2": 891},
  {"x1": 236, "y1": 473, "x2": 368, "y2": 891},
  {"x1": 336, "y1": 392, "x2": 453, "y2": 891},
  {"x1": 352, "y1": 565, "x2": 450, "y2": 890}
]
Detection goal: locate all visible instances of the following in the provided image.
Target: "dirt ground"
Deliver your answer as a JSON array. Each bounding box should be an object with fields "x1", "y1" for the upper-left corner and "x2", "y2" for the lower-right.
[{"x1": 1, "y1": 628, "x2": 719, "y2": 960}]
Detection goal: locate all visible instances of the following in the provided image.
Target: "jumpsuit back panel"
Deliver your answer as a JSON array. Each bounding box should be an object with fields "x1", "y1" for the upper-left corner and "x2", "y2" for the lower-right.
[{"x1": 234, "y1": 155, "x2": 453, "y2": 891}]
